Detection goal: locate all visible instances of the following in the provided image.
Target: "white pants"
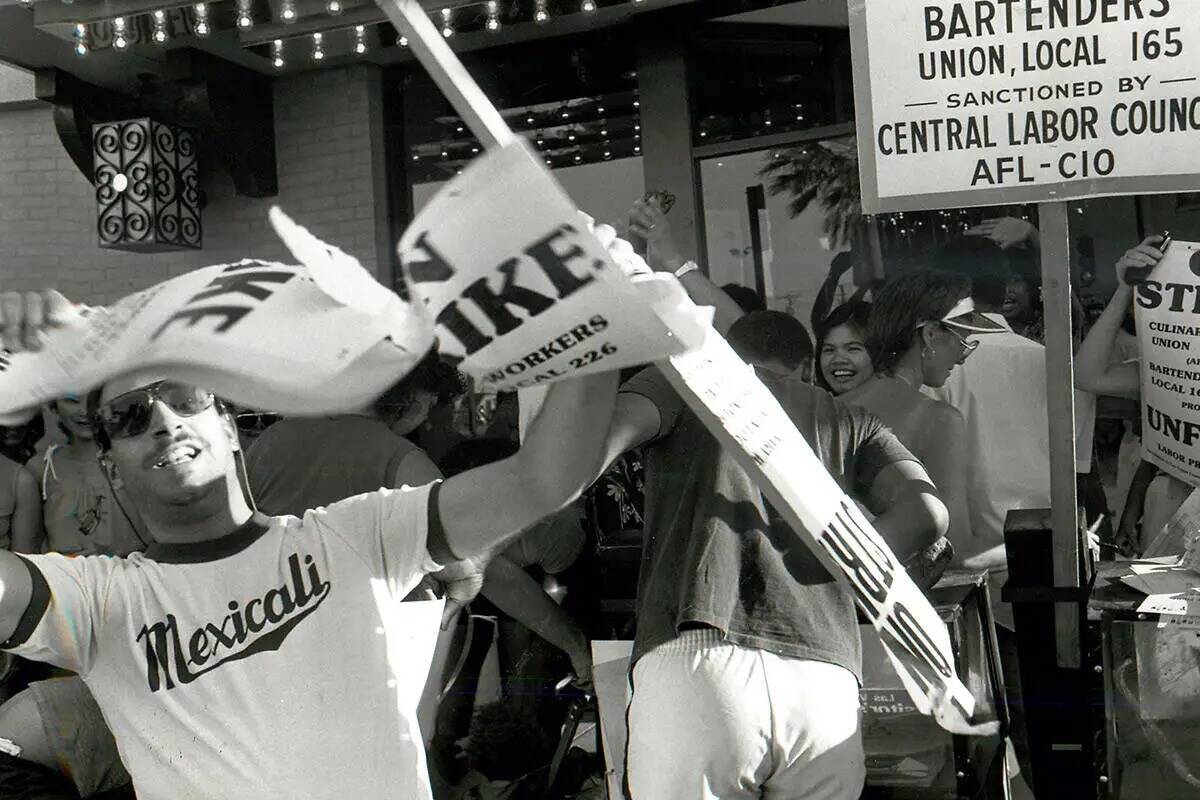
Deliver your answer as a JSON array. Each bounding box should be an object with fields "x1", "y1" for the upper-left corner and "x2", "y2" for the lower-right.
[{"x1": 626, "y1": 629, "x2": 865, "y2": 800}]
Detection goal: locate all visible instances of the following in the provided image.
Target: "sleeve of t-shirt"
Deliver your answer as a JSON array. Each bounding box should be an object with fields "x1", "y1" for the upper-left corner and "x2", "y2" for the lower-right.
[
  {"x1": 311, "y1": 482, "x2": 444, "y2": 597},
  {"x1": 618, "y1": 366, "x2": 686, "y2": 441},
  {"x1": 837, "y1": 402, "x2": 921, "y2": 496},
  {"x1": 0, "y1": 554, "x2": 117, "y2": 676}
]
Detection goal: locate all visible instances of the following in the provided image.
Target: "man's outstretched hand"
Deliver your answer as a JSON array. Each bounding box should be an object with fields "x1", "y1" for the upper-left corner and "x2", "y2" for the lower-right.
[{"x1": 0, "y1": 290, "x2": 75, "y2": 353}]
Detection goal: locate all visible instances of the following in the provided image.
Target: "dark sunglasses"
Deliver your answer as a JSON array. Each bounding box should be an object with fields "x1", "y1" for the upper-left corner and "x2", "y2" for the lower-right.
[{"x1": 97, "y1": 381, "x2": 215, "y2": 441}]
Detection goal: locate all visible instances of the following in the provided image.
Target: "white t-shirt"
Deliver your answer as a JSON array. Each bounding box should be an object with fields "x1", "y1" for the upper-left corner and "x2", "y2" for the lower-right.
[
  {"x1": 927, "y1": 315, "x2": 1051, "y2": 549},
  {"x1": 3, "y1": 484, "x2": 445, "y2": 800},
  {"x1": 926, "y1": 315, "x2": 1050, "y2": 628}
]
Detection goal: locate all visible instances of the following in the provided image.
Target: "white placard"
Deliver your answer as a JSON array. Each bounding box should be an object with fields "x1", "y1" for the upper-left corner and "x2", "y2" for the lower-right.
[
  {"x1": 0, "y1": 209, "x2": 435, "y2": 422},
  {"x1": 850, "y1": 0, "x2": 1200, "y2": 213},
  {"x1": 655, "y1": 323, "x2": 988, "y2": 735},
  {"x1": 398, "y1": 140, "x2": 696, "y2": 392},
  {"x1": 1135, "y1": 240, "x2": 1200, "y2": 486}
]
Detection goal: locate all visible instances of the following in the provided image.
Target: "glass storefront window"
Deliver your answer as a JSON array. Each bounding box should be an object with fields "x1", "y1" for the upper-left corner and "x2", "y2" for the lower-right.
[
  {"x1": 413, "y1": 155, "x2": 644, "y2": 227},
  {"x1": 402, "y1": 29, "x2": 640, "y2": 186},
  {"x1": 690, "y1": 11, "x2": 851, "y2": 147}
]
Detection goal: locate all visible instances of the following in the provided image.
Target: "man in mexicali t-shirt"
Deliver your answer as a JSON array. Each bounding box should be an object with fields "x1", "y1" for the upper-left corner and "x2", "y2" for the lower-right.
[{"x1": 0, "y1": 288, "x2": 620, "y2": 800}]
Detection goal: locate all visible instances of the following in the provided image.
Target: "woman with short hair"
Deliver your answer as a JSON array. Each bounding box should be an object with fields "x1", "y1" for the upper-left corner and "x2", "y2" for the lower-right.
[
  {"x1": 815, "y1": 298, "x2": 874, "y2": 396},
  {"x1": 841, "y1": 269, "x2": 1002, "y2": 556}
]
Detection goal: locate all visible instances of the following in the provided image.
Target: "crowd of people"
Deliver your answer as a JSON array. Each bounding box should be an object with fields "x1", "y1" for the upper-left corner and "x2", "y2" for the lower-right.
[{"x1": 0, "y1": 194, "x2": 1170, "y2": 800}]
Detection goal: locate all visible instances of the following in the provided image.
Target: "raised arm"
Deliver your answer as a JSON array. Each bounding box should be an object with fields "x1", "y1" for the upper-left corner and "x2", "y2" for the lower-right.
[
  {"x1": 437, "y1": 371, "x2": 618, "y2": 561},
  {"x1": 481, "y1": 553, "x2": 591, "y2": 682},
  {"x1": 1075, "y1": 236, "x2": 1163, "y2": 399},
  {"x1": 627, "y1": 199, "x2": 745, "y2": 335},
  {"x1": 866, "y1": 460, "x2": 949, "y2": 564}
]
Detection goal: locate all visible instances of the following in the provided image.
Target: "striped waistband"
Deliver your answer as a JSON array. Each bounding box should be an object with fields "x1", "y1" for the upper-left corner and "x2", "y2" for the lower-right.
[{"x1": 647, "y1": 626, "x2": 726, "y2": 656}]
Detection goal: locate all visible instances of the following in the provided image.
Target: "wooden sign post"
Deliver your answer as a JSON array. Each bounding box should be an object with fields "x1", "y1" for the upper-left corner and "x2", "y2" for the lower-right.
[{"x1": 1039, "y1": 201, "x2": 1081, "y2": 668}]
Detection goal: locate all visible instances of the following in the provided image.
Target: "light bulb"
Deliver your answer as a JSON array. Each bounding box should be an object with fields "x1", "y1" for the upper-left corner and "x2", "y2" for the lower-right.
[
  {"x1": 582, "y1": 0, "x2": 595, "y2": 10},
  {"x1": 193, "y1": 2, "x2": 211, "y2": 36},
  {"x1": 355, "y1": 42, "x2": 366, "y2": 54},
  {"x1": 73, "y1": 24, "x2": 88, "y2": 56},
  {"x1": 440, "y1": 8, "x2": 453, "y2": 37},
  {"x1": 534, "y1": 0, "x2": 549, "y2": 23},
  {"x1": 399, "y1": 35, "x2": 408, "y2": 46},
  {"x1": 281, "y1": 0, "x2": 297, "y2": 21},
  {"x1": 326, "y1": 0, "x2": 342, "y2": 13}
]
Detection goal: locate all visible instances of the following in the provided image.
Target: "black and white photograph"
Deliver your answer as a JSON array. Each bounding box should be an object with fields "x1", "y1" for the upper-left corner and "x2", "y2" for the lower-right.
[{"x1": 1, "y1": 0, "x2": 1199, "y2": 798}]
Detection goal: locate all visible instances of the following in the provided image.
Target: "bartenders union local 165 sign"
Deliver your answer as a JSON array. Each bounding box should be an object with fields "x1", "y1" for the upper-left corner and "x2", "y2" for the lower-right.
[{"x1": 849, "y1": 0, "x2": 1200, "y2": 213}]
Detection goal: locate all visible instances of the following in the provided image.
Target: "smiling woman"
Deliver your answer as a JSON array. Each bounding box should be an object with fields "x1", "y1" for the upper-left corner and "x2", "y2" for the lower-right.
[{"x1": 816, "y1": 299, "x2": 874, "y2": 396}]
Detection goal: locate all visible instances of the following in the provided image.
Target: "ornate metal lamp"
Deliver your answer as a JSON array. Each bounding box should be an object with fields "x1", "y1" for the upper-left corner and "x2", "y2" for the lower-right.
[{"x1": 92, "y1": 119, "x2": 201, "y2": 251}]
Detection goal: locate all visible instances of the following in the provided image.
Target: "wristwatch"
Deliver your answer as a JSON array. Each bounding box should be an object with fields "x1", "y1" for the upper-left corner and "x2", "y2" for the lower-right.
[{"x1": 673, "y1": 260, "x2": 700, "y2": 278}]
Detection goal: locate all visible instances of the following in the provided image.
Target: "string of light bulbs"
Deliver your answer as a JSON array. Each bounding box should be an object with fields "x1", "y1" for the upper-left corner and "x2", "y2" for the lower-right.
[{"x1": 69, "y1": 0, "x2": 637, "y2": 60}]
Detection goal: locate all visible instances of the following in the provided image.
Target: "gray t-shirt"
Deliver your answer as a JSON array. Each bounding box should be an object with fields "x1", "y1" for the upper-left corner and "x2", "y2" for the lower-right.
[
  {"x1": 621, "y1": 368, "x2": 918, "y2": 681},
  {"x1": 246, "y1": 415, "x2": 422, "y2": 517}
]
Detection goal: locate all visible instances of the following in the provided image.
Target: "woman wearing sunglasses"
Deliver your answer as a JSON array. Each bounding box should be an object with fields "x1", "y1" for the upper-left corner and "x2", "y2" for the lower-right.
[{"x1": 839, "y1": 270, "x2": 1003, "y2": 566}]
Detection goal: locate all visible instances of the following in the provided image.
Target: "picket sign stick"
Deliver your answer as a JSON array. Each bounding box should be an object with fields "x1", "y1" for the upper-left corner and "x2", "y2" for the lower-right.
[
  {"x1": 379, "y1": 0, "x2": 991, "y2": 733},
  {"x1": 374, "y1": 0, "x2": 512, "y2": 150}
]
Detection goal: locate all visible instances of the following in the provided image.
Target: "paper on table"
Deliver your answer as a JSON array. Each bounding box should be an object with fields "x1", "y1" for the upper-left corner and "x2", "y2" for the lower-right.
[
  {"x1": 1144, "y1": 488, "x2": 1200, "y2": 559},
  {"x1": 1118, "y1": 561, "x2": 1200, "y2": 615}
]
